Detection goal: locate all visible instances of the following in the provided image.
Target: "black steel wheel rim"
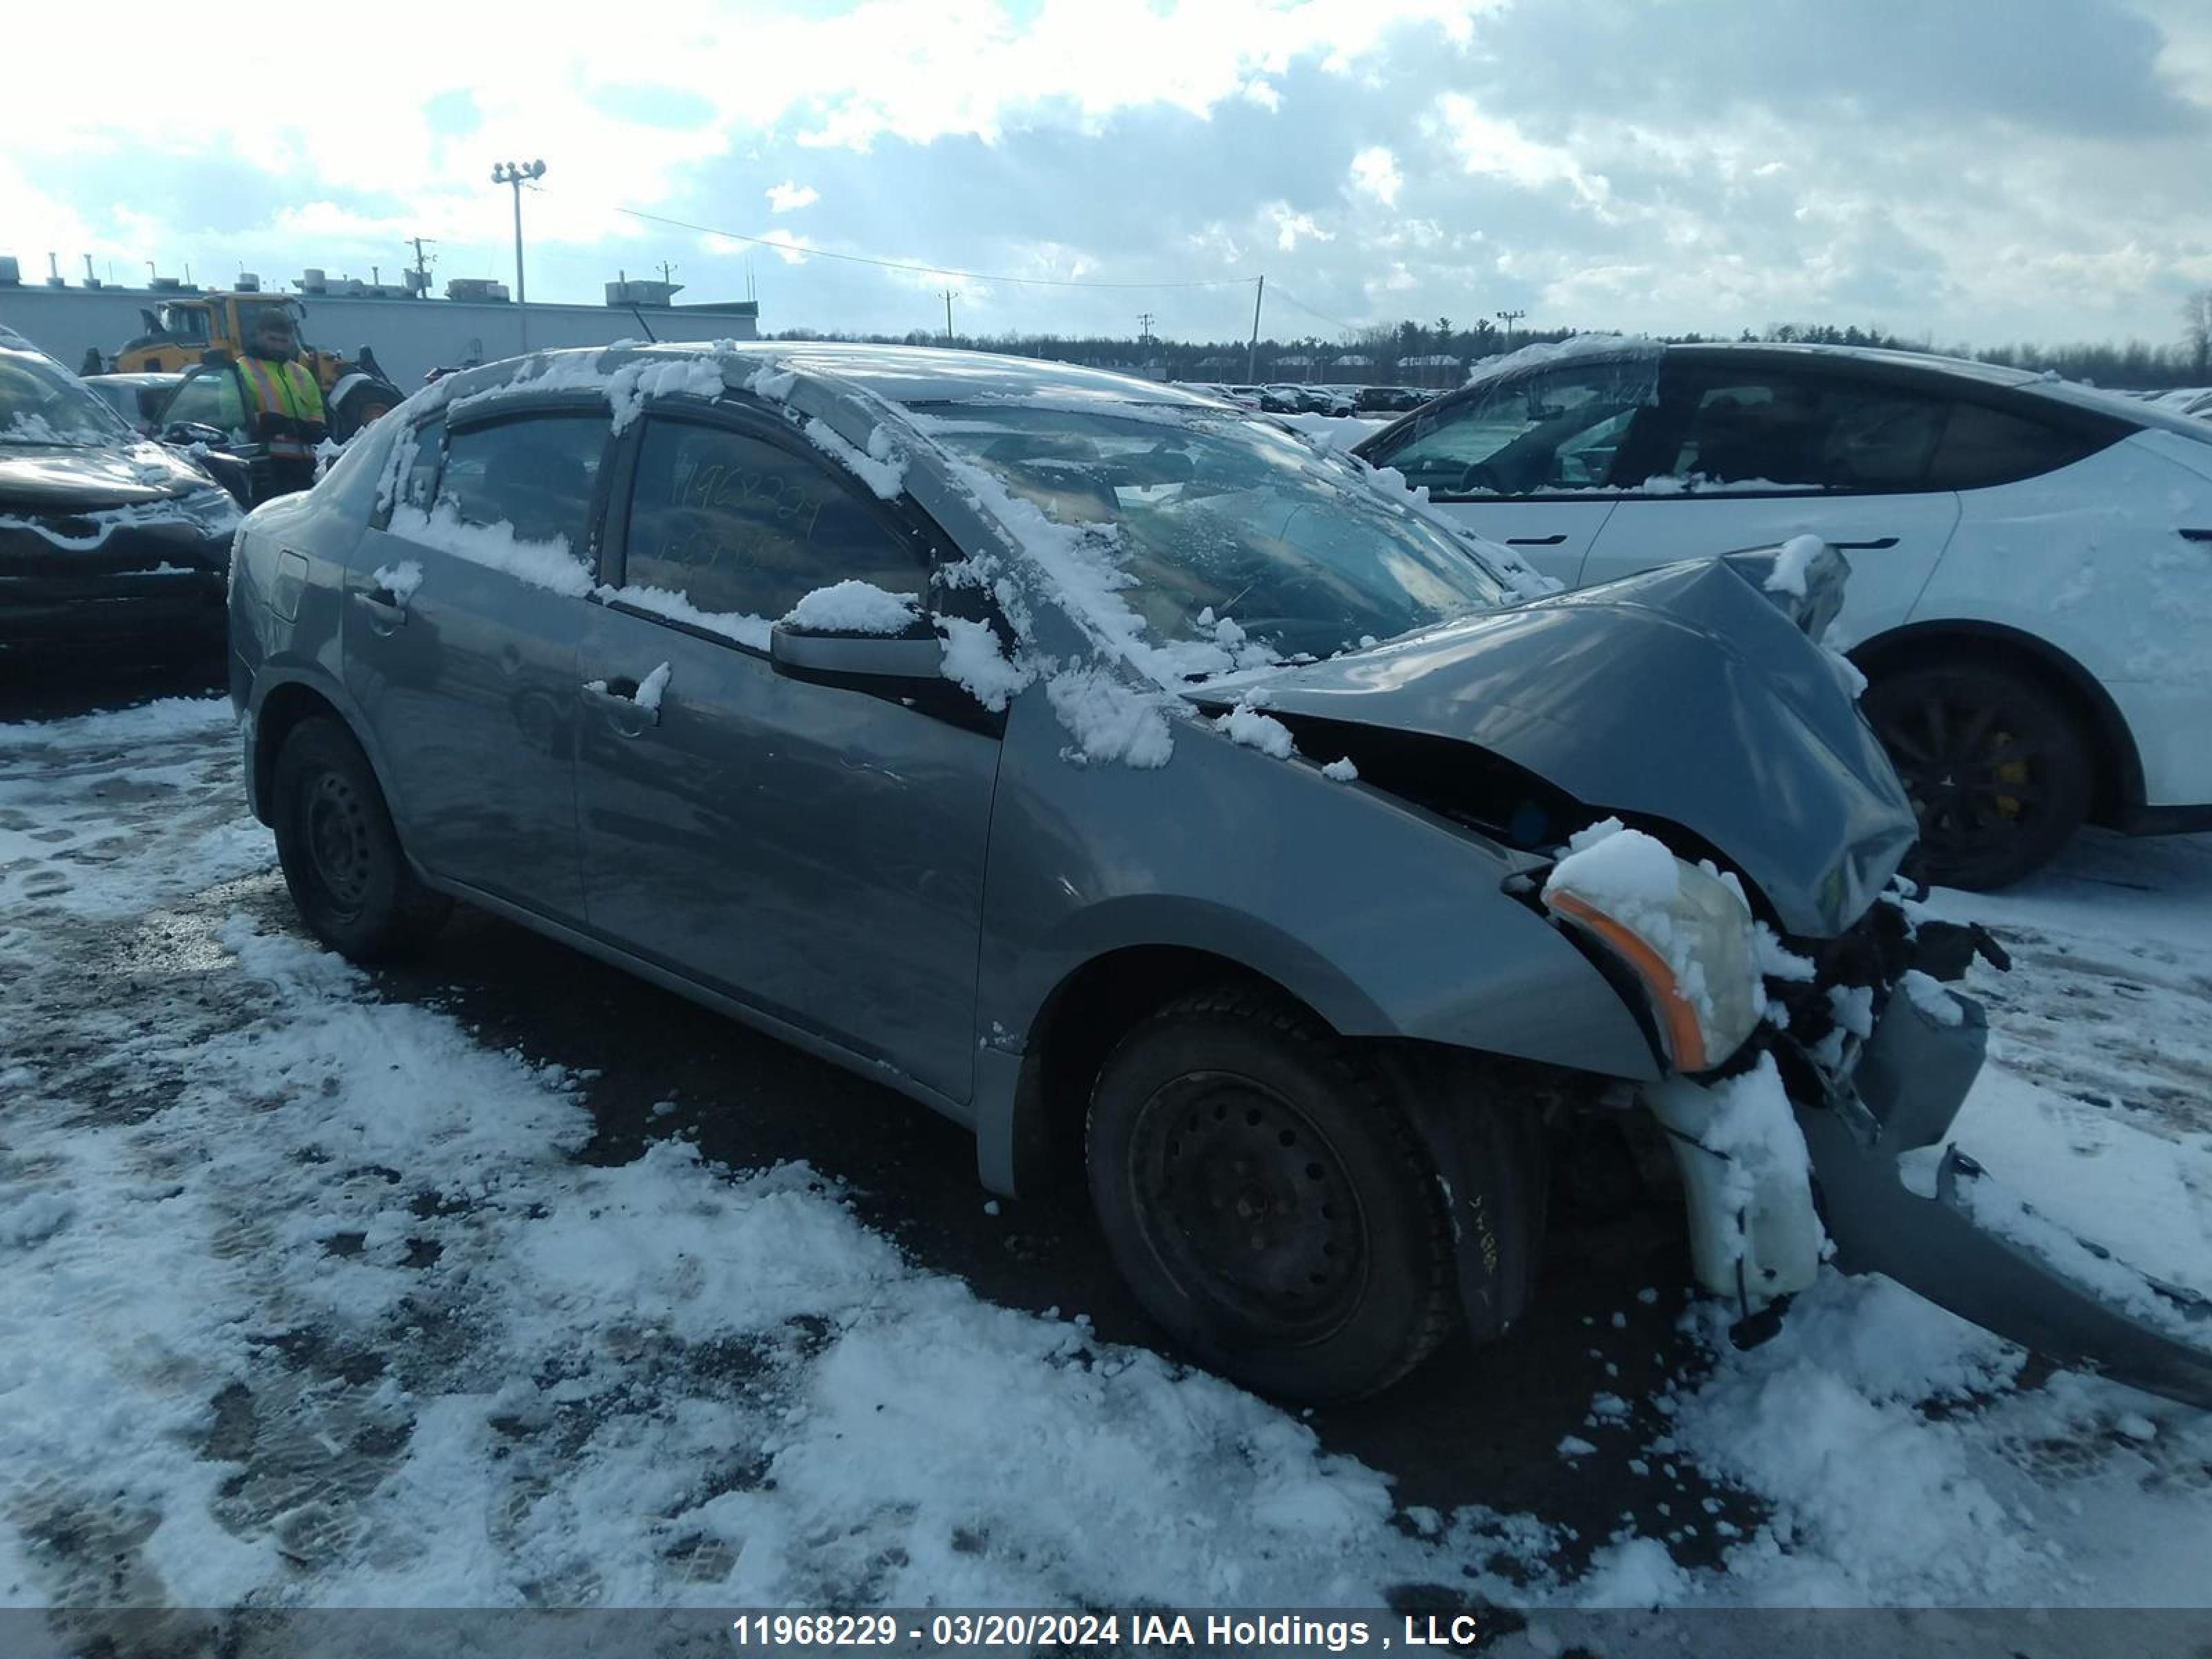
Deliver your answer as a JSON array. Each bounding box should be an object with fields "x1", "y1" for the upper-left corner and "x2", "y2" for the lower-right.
[
  {"x1": 1127, "y1": 1072, "x2": 1370, "y2": 1345},
  {"x1": 301, "y1": 771, "x2": 374, "y2": 916},
  {"x1": 1874, "y1": 689, "x2": 2046, "y2": 863}
]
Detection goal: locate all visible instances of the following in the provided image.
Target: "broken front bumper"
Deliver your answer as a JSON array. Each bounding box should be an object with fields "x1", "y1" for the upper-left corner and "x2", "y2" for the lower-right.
[{"x1": 1799, "y1": 985, "x2": 2212, "y2": 1409}]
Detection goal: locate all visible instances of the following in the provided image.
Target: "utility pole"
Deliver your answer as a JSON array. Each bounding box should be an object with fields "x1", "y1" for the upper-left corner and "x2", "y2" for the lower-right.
[
  {"x1": 657, "y1": 260, "x2": 679, "y2": 288},
  {"x1": 408, "y1": 236, "x2": 436, "y2": 296},
  {"x1": 491, "y1": 159, "x2": 547, "y2": 346},
  {"x1": 1494, "y1": 308, "x2": 1526, "y2": 351},
  {"x1": 1246, "y1": 274, "x2": 1265, "y2": 384},
  {"x1": 1137, "y1": 312, "x2": 1155, "y2": 352},
  {"x1": 941, "y1": 288, "x2": 959, "y2": 346}
]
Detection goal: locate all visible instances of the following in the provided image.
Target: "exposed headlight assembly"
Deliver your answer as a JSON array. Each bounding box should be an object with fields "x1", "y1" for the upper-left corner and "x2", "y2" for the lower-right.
[{"x1": 1541, "y1": 823, "x2": 1762, "y2": 1072}]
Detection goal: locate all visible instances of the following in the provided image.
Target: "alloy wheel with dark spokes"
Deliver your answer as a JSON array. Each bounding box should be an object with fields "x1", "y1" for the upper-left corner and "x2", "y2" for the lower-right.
[
  {"x1": 303, "y1": 771, "x2": 375, "y2": 918},
  {"x1": 1864, "y1": 662, "x2": 2090, "y2": 890},
  {"x1": 1130, "y1": 1073, "x2": 1369, "y2": 1346}
]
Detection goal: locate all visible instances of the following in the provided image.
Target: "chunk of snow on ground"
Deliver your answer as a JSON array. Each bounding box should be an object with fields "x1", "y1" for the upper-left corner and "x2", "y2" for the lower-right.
[
  {"x1": 387, "y1": 503, "x2": 592, "y2": 597},
  {"x1": 785, "y1": 580, "x2": 920, "y2": 635},
  {"x1": 1044, "y1": 662, "x2": 1174, "y2": 768},
  {"x1": 1322, "y1": 756, "x2": 1360, "y2": 782},
  {"x1": 1556, "y1": 1435, "x2": 1597, "y2": 1458},
  {"x1": 936, "y1": 615, "x2": 1033, "y2": 712},
  {"x1": 1764, "y1": 534, "x2": 1826, "y2": 598},
  {"x1": 371, "y1": 560, "x2": 423, "y2": 603}
]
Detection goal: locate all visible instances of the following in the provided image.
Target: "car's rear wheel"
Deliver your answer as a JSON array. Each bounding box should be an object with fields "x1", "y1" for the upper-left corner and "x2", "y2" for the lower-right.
[
  {"x1": 1087, "y1": 988, "x2": 1472, "y2": 1402},
  {"x1": 1863, "y1": 660, "x2": 2092, "y2": 890},
  {"x1": 271, "y1": 716, "x2": 449, "y2": 960}
]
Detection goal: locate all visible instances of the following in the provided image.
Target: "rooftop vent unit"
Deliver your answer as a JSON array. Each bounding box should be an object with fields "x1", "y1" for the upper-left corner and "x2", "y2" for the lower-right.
[
  {"x1": 0, "y1": 256, "x2": 20, "y2": 287},
  {"x1": 236, "y1": 272, "x2": 261, "y2": 292},
  {"x1": 295, "y1": 268, "x2": 328, "y2": 294},
  {"x1": 447, "y1": 278, "x2": 512, "y2": 302},
  {"x1": 402, "y1": 268, "x2": 431, "y2": 296},
  {"x1": 149, "y1": 275, "x2": 183, "y2": 291},
  {"x1": 606, "y1": 277, "x2": 684, "y2": 308}
]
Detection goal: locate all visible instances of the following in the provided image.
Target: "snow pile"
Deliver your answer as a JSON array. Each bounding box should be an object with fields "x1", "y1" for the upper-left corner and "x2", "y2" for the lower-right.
[
  {"x1": 802, "y1": 418, "x2": 905, "y2": 502},
  {"x1": 608, "y1": 356, "x2": 728, "y2": 434},
  {"x1": 633, "y1": 661, "x2": 673, "y2": 714},
  {"x1": 786, "y1": 580, "x2": 920, "y2": 635},
  {"x1": 1763, "y1": 534, "x2": 1827, "y2": 598},
  {"x1": 937, "y1": 616, "x2": 1035, "y2": 712},
  {"x1": 371, "y1": 560, "x2": 423, "y2": 604},
  {"x1": 386, "y1": 503, "x2": 592, "y2": 598},
  {"x1": 1043, "y1": 662, "x2": 1175, "y2": 768},
  {"x1": 1898, "y1": 968, "x2": 1964, "y2": 1027},
  {"x1": 1322, "y1": 756, "x2": 1359, "y2": 782},
  {"x1": 1212, "y1": 698, "x2": 1297, "y2": 759}
]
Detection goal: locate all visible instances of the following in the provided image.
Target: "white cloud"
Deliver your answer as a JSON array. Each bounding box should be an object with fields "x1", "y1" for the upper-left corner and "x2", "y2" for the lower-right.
[
  {"x1": 1266, "y1": 205, "x2": 1335, "y2": 252},
  {"x1": 1349, "y1": 146, "x2": 1403, "y2": 207},
  {"x1": 766, "y1": 181, "x2": 821, "y2": 213}
]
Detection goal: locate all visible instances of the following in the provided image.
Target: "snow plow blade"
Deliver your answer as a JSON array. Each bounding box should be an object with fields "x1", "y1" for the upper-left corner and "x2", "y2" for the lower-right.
[{"x1": 1801, "y1": 991, "x2": 2212, "y2": 1409}]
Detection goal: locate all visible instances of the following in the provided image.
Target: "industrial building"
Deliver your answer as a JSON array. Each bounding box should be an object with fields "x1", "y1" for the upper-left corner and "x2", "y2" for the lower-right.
[{"x1": 0, "y1": 256, "x2": 760, "y2": 384}]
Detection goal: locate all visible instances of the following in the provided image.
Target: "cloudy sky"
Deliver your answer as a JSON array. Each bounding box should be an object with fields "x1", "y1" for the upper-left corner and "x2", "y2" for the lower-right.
[{"x1": 7, "y1": 0, "x2": 2212, "y2": 348}]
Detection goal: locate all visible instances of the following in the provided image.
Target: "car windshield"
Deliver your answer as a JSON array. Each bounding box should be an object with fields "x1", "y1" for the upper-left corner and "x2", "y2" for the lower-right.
[
  {"x1": 915, "y1": 402, "x2": 1515, "y2": 662},
  {"x1": 0, "y1": 349, "x2": 132, "y2": 447}
]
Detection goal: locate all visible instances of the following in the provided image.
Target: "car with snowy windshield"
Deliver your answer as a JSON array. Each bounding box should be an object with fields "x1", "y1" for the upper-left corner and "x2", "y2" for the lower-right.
[
  {"x1": 1, "y1": 333, "x2": 242, "y2": 659},
  {"x1": 1354, "y1": 339, "x2": 2212, "y2": 888},
  {"x1": 228, "y1": 342, "x2": 2212, "y2": 1407}
]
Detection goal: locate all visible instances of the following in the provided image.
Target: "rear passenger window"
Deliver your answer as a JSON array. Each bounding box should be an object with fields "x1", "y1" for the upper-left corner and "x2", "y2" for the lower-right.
[
  {"x1": 1926, "y1": 403, "x2": 2101, "y2": 489},
  {"x1": 437, "y1": 415, "x2": 609, "y2": 561},
  {"x1": 1666, "y1": 375, "x2": 1945, "y2": 490},
  {"x1": 619, "y1": 420, "x2": 926, "y2": 628}
]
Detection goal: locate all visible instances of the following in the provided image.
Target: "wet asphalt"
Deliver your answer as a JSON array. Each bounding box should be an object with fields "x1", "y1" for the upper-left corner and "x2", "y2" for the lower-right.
[{"x1": 2, "y1": 655, "x2": 1755, "y2": 1575}]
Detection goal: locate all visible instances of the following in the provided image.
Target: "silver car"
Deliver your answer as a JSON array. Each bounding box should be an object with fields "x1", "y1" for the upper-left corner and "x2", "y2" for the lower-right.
[{"x1": 227, "y1": 343, "x2": 2212, "y2": 1405}]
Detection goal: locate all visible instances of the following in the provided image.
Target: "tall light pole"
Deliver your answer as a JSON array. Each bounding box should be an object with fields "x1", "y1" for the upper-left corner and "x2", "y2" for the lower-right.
[
  {"x1": 491, "y1": 159, "x2": 546, "y2": 346},
  {"x1": 1494, "y1": 307, "x2": 1526, "y2": 352}
]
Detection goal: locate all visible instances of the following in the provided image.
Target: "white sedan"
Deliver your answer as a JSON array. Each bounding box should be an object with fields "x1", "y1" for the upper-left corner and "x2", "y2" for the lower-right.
[{"x1": 1354, "y1": 339, "x2": 2212, "y2": 887}]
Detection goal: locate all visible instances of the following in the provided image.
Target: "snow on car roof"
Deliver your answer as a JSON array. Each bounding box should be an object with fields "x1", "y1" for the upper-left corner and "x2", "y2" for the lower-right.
[{"x1": 429, "y1": 339, "x2": 1218, "y2": 418}]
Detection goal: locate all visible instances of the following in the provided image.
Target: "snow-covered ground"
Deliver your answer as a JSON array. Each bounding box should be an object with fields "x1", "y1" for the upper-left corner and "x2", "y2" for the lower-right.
[{"x1": 1, "y1": 695, "x2": 2209, "y2": 1626}]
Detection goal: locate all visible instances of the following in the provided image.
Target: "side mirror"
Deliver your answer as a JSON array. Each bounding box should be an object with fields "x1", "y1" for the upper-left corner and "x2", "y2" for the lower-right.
[{"x1": 769, "y1": 619, "x2": 944, "y2": 688}]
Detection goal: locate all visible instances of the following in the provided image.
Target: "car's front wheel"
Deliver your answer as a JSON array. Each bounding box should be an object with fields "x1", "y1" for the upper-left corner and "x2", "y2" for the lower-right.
[
  {"x1": 271, "y1": 715, "x2": 450, "y2": 961},
  {"x1": 1863, "y1": 660, "x2": 2092, "y2": 890},
  {"x1": 1087, "y1": 988, "x2": 1470, "y2": 1402}
]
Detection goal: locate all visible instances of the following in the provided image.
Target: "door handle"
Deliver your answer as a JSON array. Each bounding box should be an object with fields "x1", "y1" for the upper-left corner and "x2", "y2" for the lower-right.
[
  {"x1": 581, "y1": 675, "x2": 660, "y2": 734},
  {"x1": 350, "y1": 589, "x2": 406, "y2": 630},
  {"x1": 1827, "y1": 536, "x2": 1900, "y2": 550},
  {"x1": 1503, "y1": 534, "x2": 1568, "y2": 546}
]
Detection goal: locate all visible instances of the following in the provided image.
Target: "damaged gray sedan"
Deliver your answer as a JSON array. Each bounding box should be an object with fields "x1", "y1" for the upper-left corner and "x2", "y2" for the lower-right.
[{"x1": 228, "y1": 343, "x2": 2211, "y2": 1406}]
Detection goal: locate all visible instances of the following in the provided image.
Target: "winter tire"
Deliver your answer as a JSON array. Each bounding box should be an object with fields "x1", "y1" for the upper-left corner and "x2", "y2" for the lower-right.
[
  {"x1": 271, "y1": 715, "x2": 449, "y2": 961},
  {"x1": 1087, "y1": 986, "x2": 1474, "y2": 1402},
  {"x1": 1864, "y1": 660, "x2": 2092, "y2": 890}
]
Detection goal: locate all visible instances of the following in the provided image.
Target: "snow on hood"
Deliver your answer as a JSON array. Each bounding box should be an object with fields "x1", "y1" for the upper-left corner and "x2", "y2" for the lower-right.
[{"x1": 0, "y1": 438, "x2": 212, "y2": 512}]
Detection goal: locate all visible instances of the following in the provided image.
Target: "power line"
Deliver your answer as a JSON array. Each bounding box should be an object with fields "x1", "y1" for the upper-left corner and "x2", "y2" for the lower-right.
[
  {"x1": 615, "y1": 205, "x2": 1258, "y2": 292},
  {"x1": 1270, "y1": 284, "x2": 1364, "y2": 335}
]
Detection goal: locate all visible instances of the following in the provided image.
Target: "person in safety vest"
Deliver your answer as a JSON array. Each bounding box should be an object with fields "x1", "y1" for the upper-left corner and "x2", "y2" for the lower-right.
[{"x1": 234, "y1": 308, "x2": 327, "y2": 494}]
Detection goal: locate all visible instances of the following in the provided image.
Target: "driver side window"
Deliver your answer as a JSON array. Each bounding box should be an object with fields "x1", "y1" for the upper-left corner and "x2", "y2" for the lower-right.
[{"x1": 1371, "y1": 362, "x2": 1656, "y2": 498}]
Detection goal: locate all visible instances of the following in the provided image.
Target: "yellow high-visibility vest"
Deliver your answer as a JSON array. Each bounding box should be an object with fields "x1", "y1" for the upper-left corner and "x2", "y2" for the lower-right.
[{"x1": 235, "y1": 355, "x2": 326, "y2": 424}]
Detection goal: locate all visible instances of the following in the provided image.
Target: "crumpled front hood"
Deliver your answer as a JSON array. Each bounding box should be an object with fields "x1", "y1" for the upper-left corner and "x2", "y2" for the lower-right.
[
  {"x1": 1212, "y1": 559, "x2": 1917, "y2": 937},
  {"x1": 0, "y1": 441, "x2": 205, "y2": 512}
]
